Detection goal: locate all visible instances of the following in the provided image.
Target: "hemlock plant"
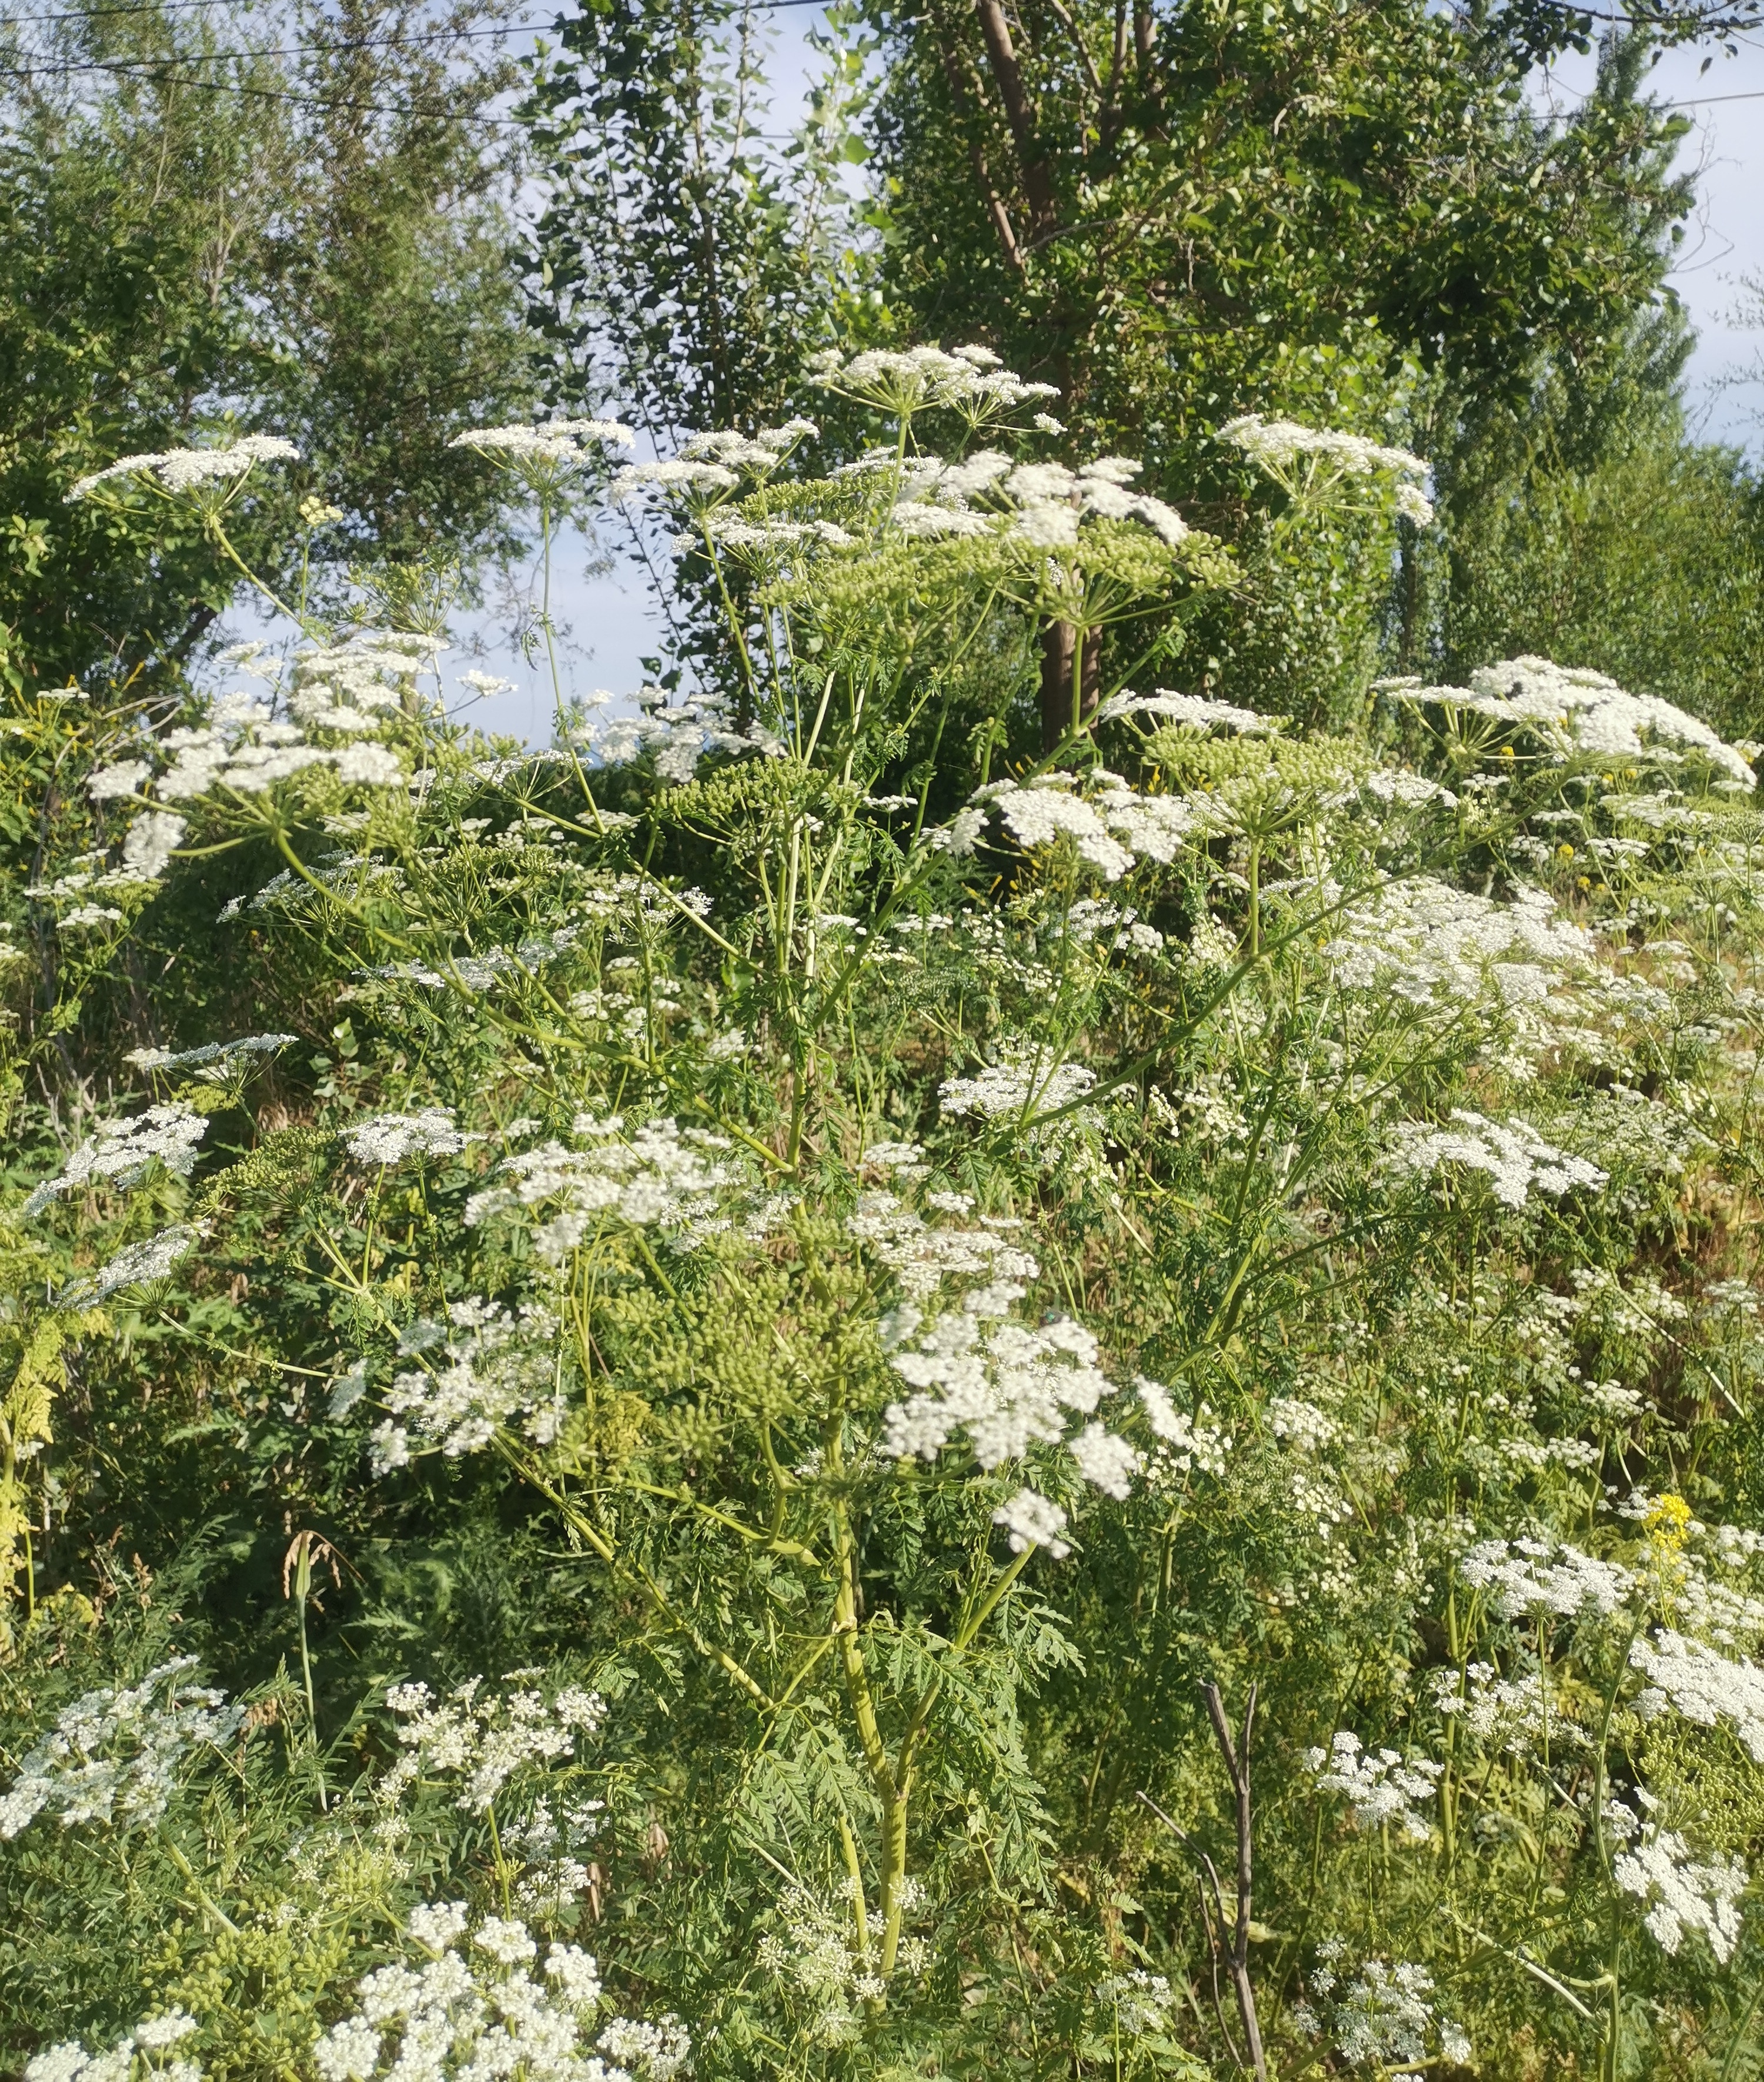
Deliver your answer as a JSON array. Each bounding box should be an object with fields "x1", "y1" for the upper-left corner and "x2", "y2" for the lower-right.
[{"x1": 4, "y1": 356, "x2": 1764, "y2": 2078}]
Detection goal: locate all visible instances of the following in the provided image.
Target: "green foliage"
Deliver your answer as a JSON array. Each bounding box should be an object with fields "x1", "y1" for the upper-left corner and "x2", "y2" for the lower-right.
[
  {"x1": 0, "y1": 0, "x2": 537, "y2": 697},
  {"x1": 6, "y1": 351, "x2": 1764, "y2": 2082}
]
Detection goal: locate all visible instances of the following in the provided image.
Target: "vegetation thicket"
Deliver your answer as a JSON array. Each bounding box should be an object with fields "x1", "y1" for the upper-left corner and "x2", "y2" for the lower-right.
[{"x1": 6, "y1": 2, "x2": 1764, "y2": 2078}]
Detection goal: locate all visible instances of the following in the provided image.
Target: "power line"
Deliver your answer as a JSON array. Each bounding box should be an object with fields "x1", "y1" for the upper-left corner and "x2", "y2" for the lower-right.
[
  {"x1": 1, "y1": 0, "x2": 828, "y2": 26},
  {"x1": 0, "y1": 19, "x2": 526, "y2": 81},
  {"x1": 2, "y1": 0, "x2": 230, "y2": 25},
  {"x1": 0, "y1": 0, "x2": 841, "y2": 85}
]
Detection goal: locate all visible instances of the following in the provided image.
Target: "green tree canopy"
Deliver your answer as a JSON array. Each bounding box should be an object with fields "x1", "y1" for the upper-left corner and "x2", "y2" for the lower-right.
[{"x1": 0, "y1": 0, "x2": 538, "y2": 696}]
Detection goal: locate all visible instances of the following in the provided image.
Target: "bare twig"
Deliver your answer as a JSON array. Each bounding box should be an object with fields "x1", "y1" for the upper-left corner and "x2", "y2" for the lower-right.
[{"x1": 1138, "y1": 1679, "x2": 1268, "y2": 2082}]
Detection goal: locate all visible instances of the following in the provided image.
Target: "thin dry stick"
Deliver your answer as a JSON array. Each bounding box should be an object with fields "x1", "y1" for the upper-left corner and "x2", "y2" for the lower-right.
[{"x1": 1138, "y1": 1676, "x2": 1268, "y2": 2082}]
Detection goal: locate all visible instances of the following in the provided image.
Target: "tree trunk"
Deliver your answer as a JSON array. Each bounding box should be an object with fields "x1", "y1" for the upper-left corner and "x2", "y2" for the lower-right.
[{"x1": 1040, "y1": 620, "x2": 1100, "y2": 751}]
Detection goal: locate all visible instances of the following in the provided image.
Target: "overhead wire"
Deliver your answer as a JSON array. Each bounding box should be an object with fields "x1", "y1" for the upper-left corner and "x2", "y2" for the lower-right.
[
  {"x1": 3, "y1": 0, "x2": 1748, "y2": 123},
  {"x1": 0, "y1": 20, "x2": 526, "y2": 80}
]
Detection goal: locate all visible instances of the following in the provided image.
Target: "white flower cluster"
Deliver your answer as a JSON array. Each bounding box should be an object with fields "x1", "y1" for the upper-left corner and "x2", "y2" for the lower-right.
[
  {"x1": 450, "y1": 419, "x2": 634, "y2": 466},
  {"x1": 1361, "y1": 769, "x2": 1458, "y2": 810},
  {"x1": 126, "y1": 1031, "x2": 294, "y2": 1081},
  {"x1": 940, "y1": 1044, "x2": 1097, "y2": 1128},
  {"x1": 993, "y1": 1486, "x2": 1075, "y2": 1558},
  {"x1": 808, "y1": 342, "x2": 1058, "y2": 423},
  {"x1": 1269, "y1": 1397, "x2": 1338, "y2": 1451},
  {"x1": 756, "y1": 1873, "x2": 927, "y2": 2039},
  {"x1": 889, "y1": 450, "x2": 1187, "y2": 548},
  {"x1": 846, "y1": 1195, "x2": 1038, "y2": 1302},
  {"x1": 609, "y1": 457, "x2": 739, "y2": 502},
  {"x1": 1095, "y1": 1971, "x2": 1173, "y2": 2036},
  {"x1": 1134, "y1": 1378, "x2": 1229, "y2": 1475},
  {"x1": 565, "y1": 687, "x2": 779, "y2": 785},
  {"x1": 26, "y1": 2011, "x2": 200, "y2": 2082},
  {"x1": 1051, "y1": 898, "x2": 1164, "y2": 953},
  {"x1": 86, "y1": 677, "x2": 405, "y2": 808},
  {"x1": 1304, "y1": 1732, "x2": 1441, "y2": 1841},
  {"x1": 286, "y1": 634, "x2": 437, "y2": 734},
  {"x1": 1631, "y1": 1631, "x2": 1764, "y2": 1762},
  {"x1": 1389, "y1": 657, "x2": 1755, "y2": 790},
  {"x1": 29, "y1": 816, "x2": 189, "y2": 901},
  {"x1": 702, "y1": 513, "x2": 854, "y2": 554},
  {"x1": 684, "y1": 419, "x2": 820, "y2": 467},
  {"x1": 466, "y1": 1115, "x2": 786, "y2": 1259},
  {"x1": 506, "y1": 1792, "x2": 607, "y2": 1919},
  {"x1": 312, "y1": 1900, "x2": 686, "y2": 2082},
  {"x1": 1095, "y1": 687, "x2": 1275, "y2": 733},
  {"x1": 57, "y1": 1223, "x2": 199, "y2": 1309},
  {"x1": 1431, "y1": 1660, "x2": 1583, "y2": 1756},
  {"x1": 1388, "y1": 1109, "x2": 1606, "y2": 1209},
  {"x1": 68, "y1": 433, "x2": 299, "y2": 503},
  {"x1": 1295, "y1": 1948, "x2": 1470, "y2": 2071},
  {"x1": 1612, "y1": 1817, "x2": 1748, "y2": 1961},
  {"x1": 371, "y1": 1299, "x2": 563, "y2": 1471},
  {"x1": 954, "y1": 772, "x2": 1195, "y2": 880},
  {"x1": 1219, "y1": 415, "x2": 1428, "y2": 482},
  {"x1": 344, "y1": 1109, "x2": 485, "y2": 1167},
  {"x1": 607, "y1": 422, "x2": 816, "y2": 512},
  {"x1": 1459, "y1": 1537, "x2": 1632, "y2": 1619},
  {"x1": 23, "y1": 1102, "x2": 208, "y2": 1217},
  {"x1": 382, "y1": 1677, "x2": 606, "y2": 1817},
  {"x1": 883, "y1": 1294, "x2": 1125, "y2": 1478},
  {"x1": 879, "y1": 1298, "x2": 1190, "y2": 1551},
  {"x1": 1324, "y1": 877, "x2": 1592, "y2": 1009},
  {"x1": 0, "y1": 1657, "x2": 242, "y2": 1839}
]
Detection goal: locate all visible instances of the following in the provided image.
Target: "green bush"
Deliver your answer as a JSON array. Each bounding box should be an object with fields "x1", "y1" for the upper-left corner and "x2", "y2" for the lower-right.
[{"x1": 4, "y1": 356, "x2": 1764, "y2": 2081}]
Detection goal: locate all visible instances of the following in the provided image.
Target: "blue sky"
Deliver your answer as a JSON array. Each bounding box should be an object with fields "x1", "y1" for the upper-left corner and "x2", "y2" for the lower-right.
[{"x1": 222, "y1": 14, "x2": 1764, "y2": 741}]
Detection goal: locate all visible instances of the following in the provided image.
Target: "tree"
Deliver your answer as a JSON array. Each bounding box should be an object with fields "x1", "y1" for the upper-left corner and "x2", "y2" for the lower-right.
[
  {"x1": 0, "y1": 0, "x2": 538, "y2": 696},
  {"x1": 522, "y1": 0, "x2": 1700, "y2": 737}
]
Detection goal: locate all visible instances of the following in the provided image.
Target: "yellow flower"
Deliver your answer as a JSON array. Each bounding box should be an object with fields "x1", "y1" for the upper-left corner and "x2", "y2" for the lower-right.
[{"x1": 1645, "y1": 1492, "x2": 1692, "y2": 1557}]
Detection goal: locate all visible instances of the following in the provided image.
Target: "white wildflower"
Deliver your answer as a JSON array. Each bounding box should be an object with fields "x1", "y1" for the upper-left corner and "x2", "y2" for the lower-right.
[
  {"x1": 125, "y1": 1031, "x2": 294, "y2": 1080},
  {"x1": 68, "y1": 434, "x2": 299, "y2": 503},
  {"x1": 1135, "y1": 1379, "x2": 1228, "y2": 1475},
  {"x1": 342, "y1": 1109, "x2": 483, "y2": 1165},
  {"x1": 1631, "y1": 1632, "x2": 1764, "y2": 1762},
  {"x1": 940, "y1": 1044, "x2": 1096, "y2": 1134},
  {"x1": 1389, "y1": 1110, "x2": 1606, "y2": 1209},
  {"x1": 1460, "y1": 1538, "x2": 1632, "y2": 1619},
  {"x1": 0, "y1": 1657, "x2": 242, "y2": 1839},
  {"x1": 1219, "y1": 415, "x2": 1428, "y2": 482},
  {"x1": 450, "y1": 419, "x2": 633, "y2": 464},
  {"x1": 88, "y1": 758, "x2": 152, "y2": 801},
  {"x1": 884, "y1": 1303, "x2": 1135, "y2": 1506},
  {"x1": 313, "y1": 1897, "x2": 684, "y2": 2082},
  {"x1": 993, "y1": 1486, "x2": 1070, "y2": 1558},
  {"x1": 1392, "y1": 657, "x2": 1754, "y2": 790},
  {"x1": 1325, "y1": 878, "x2": 1592, "y2": 1007},
  {"x1": 333, "y1": 743, "x2": 404, "y2": 787},
  {"x1": 372, "y1": 1298, "x2": 561, "y2": 1468},
  {"x1": 1095, "y1": 688, "x2": 1274, "y2": 733},
  {"x1": 117, "y1": 811, "x2": 188, "y2": 882},
  {"x1": 1305, "y1": 1732, "x2": 1441, "y2": 1840},
  {"x1": 56, "y1": 1224, "x2": 200, "y2": 1309},
  {"x1": 1613, "y1": 1824, "x2": 1747, "y2": 1961},
  {"x1": 466, "y1": 1116, "x2": 779, "y2": 1257},
  {"x1": 1432, "y1": 1660, "x2": 1583, "y2": 1756},
  {"x1": 23, "y1": 1104, "x2": 208, "y2": 1216},
  {"x1": 1303, "y1": 1951, "x2": 1467, "y2": 2071},
  {"x1": 1096, "y1": 1970, "x2": 1172, "y2": 2034}
]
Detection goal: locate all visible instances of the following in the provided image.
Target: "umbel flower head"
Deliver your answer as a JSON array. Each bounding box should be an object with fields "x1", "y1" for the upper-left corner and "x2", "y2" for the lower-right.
[
  {"x1": 312, "y1": 1900, "x2": 689, "y2": 2082},
  {"x1": 67, "y1": 434, "x2": 299, "y2": 503},
  {"x1": 808, "y1": 342, "x2": 1058, "y2": 428},
  {"x1": 0, "y1": 1657, "x2": 242, "y2": 1839},
  {"x1": 451, "y1": 419, "x2": 634, "y2": 496}
]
